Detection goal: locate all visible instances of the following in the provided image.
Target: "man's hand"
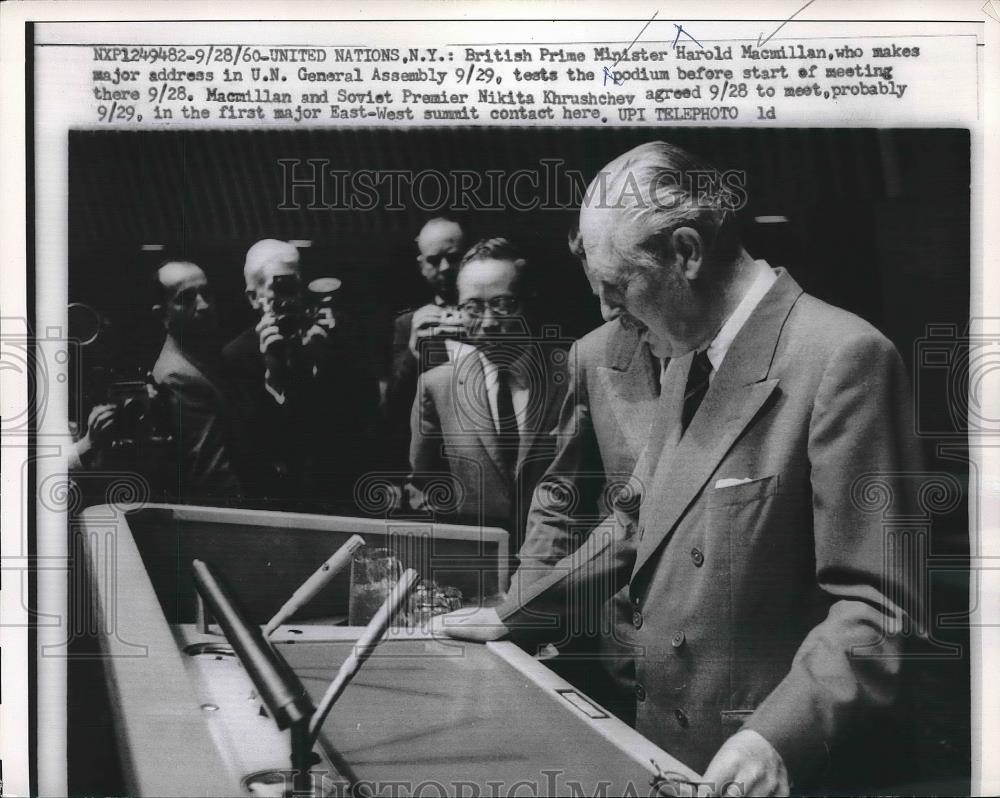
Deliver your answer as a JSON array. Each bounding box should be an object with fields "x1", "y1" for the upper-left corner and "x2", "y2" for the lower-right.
[
  {"x1": 702, "y1": 729, "x2": 790, "y2": 796},
  {"x1": 408, "y1": 305, "x2": 444, "y2": 356},
  {"x1": 256, "y1": 311, "x2": 287, "y2": 353},
  {"x1": 302, "y1": 322, "x2": 329, "y2": 347},
  {"x1": 73, "y1": 403, "x2": 119, "y2": 466},
  {"x1": 429, "y1": 606, "x2": 509, "y2": 643},
  {"x1": 302, "y1": 323, "x2": 329, "y2": 367},
  {"x1": 256, "y1": 313, "x2": 287, "y2": 395},
  {"x1": 83, "y1": 403, "x2": 119, "y2": 447}
]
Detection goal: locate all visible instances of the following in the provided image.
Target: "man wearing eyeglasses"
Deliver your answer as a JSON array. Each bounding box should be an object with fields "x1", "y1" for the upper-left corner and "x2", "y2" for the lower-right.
[
  {"x1": 150, "y1": 259, "x2": 242, "y2": 502},
  {"x1": 407, "y1": 238, "x2": 569, "y2": 552}
]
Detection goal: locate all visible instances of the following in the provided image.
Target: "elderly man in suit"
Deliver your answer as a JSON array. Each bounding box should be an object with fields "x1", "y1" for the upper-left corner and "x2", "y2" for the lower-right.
[
  {"x1": 150, "y1": 260, "x2": 242, "y2": 502},
  {"x1": 517, "y1": 226, "x2": 665, "y2": 576},
  {"x1": 437, "y1": 142, "x2": 922, "y2": 794},
  {"x1": 408, "y1": 238, "x2": 568, "y2": 552},
  {"x1": 511, "y1": 228, "x2": 665, "y2": 722}
]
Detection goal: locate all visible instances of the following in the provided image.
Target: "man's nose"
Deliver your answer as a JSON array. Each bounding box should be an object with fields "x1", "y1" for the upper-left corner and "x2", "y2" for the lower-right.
[
  {"x1": 599, "y1": 299, "x2": 621, "y2": 323},
  {"x1": 195, "y1": 293, "x2": 211, "y2": 311},
  {"x1": 479, "y1": 307, "x2": 502, "y2": 328}
]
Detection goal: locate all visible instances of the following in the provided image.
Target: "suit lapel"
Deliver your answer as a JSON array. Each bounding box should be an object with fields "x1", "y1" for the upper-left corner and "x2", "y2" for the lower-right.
[
  {"x1": 597, "y1": 323, "x2": 659, "y2": 456},
  {"x1": 633, "y1": 269, "x2": 804, "y2": 577},
  {"x1": 515, "y1": 348, "x2": 568, "y2": 473}
]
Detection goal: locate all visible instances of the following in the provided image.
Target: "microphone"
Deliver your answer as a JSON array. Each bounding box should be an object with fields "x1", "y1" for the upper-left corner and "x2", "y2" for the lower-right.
[
  {"x1": 263, "y1": 534, "x2": 366, "y2": 637},
  {"x1": 309, "y1": 569, "x2": 420, "y2": 740},
  {"x1": 191, "y1": 559, "x2": 314, "y2": 730}
]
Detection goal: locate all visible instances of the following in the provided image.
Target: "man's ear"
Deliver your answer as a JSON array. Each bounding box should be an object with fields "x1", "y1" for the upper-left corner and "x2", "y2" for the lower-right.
[{"x1": 671, "y1": 226, "x2": 705, "y2": 281}]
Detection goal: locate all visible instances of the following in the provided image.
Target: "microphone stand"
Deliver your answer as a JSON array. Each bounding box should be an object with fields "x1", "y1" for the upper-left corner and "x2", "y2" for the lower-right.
[
  {"x1": 193, "y1": 559, "x2": 316, "y2": 796},
  {"x1": 192, "y1": 559, "x2": 420, "y2": 796}
]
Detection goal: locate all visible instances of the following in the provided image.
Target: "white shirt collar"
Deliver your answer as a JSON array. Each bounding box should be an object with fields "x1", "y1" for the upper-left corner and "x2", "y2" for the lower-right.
[{"x1": 703, "y1": 261, "x2": 777, "y2": 373}]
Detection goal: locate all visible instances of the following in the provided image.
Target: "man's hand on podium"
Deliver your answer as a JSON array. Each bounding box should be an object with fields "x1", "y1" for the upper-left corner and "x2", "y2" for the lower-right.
[{"x1": 430, "y1": 606, "x2": 509, "y2": 642}]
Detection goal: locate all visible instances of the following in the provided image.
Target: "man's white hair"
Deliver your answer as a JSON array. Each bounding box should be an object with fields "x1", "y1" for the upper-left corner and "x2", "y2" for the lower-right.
[
  {"x1": 243, "y1": 239, "x2": 300, "y2": 289},
  {"x1": 582, "y1": 141, "x2": 739, "y2": 277}
]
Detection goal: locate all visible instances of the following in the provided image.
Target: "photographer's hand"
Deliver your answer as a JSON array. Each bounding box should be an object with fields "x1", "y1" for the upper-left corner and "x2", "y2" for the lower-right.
[
  {"x1": 75, "y1": 403, "x2": 119, "y2": 463},
  {"x1": 299, "y1": 322, "x2": 329, "y2": 376},
  {"x1": 408, "y1": 305, "x2": 443, "y2": 356},
  {"x1": 256, "y1": 312, "x2": 287, "y2": 400}
]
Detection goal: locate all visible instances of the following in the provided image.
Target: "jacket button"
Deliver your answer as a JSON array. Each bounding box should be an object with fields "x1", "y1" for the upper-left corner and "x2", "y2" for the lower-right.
[
  {"x1": 635, "y1": 684, "x2": 646, "y2": 702},
  {"x1": 690, "y1": 547, "x2": 705, "y2": 567},
  {"x1": 674, "y1": 708, "x2": 689, "y2": 728},
  {"x1": 632, "y1": 610, "x2": 643, "y2": 630},
  {"x1": 671, "y1": 630, "x2": 686, "y2": 648}
]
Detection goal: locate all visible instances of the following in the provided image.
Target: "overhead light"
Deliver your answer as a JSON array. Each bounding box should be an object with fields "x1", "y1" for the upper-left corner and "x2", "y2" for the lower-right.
[
  {"x1": 289, "y1": 239, "x2": 313, "y2": 248},
  {"x1": 753, "y1": 216, "x2": 789, "y2": 224},
  {"x1": 141, "y1": 243, "x2": 165, "y2": 251}
]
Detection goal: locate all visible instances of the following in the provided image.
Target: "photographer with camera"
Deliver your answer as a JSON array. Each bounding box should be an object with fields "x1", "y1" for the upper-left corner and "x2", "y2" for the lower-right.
[
  {"x1": 384, "y1": 218, "x2": 468, "y2": 477},
  {"x1": 150, "y1": 260, "x2": 242, "y2": 503},
  {"x1": 223, "y1": 239, "x2": 379, "y2": 513}
]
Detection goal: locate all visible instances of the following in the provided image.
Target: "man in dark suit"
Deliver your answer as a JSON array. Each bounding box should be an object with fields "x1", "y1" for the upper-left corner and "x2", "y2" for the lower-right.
[
  {"x1": 385, "y1": 218, "x2": 467, "y2": 474},
  {"x1": 222, "y1": 239, "x2": 378, "y2": 512},
  {"x1": 437, "y1": 142, "x2": 923, "y2": 794},
  {"x1": 408, "y1": 238, "x2": 568, "y2": 552},
  {"x1": 150, "y1": 260, "x2": 241, "y2": 502}
]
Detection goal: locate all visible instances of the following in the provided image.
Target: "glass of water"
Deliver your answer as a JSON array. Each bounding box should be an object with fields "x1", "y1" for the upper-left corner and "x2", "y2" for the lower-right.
[{"x1": 348, "y1": 546, "x2": 402, "y2": 626}]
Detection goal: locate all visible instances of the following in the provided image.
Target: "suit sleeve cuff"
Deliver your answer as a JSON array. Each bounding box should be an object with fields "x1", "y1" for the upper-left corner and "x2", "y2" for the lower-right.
[{"x1": 742, "y1": 695, "x2": 831, "y2": 786}]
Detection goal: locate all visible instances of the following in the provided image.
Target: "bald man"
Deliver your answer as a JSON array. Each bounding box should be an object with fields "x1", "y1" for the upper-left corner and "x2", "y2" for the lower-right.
[
  {"x1": 222, "y1": 239, "x2": 379, "y2": 511},
  {"x1": 384, "y1": 218, "x2": 468, "y2": 475},
  {"x1": 150, "y1": 260, "x2": 242, "y2": 501}
]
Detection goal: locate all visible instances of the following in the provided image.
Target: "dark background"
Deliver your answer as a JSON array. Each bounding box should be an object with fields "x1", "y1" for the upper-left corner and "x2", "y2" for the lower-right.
[{"x1": 67, "y1": 127, "x2": 972, "y2": 794}]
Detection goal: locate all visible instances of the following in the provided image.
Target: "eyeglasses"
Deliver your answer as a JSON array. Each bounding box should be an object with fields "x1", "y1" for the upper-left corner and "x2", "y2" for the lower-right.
[{"x1": 459, "y1": 296, "x2": 520, "y2": 317}]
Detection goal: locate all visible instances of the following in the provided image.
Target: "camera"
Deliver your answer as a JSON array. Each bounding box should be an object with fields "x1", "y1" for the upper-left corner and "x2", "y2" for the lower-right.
[
  {"x1": 265, "y1": 275, "x2": 345, "y2": 341},
  {"x1": 269, "y1": 274, "x2": 306, "y2": 338},
  {"x1": 104, "y1": 375, "x2": 170, "y2": 448},
  {"x1": 434, "y1": 306, "x2": 466, "y2": 338}
]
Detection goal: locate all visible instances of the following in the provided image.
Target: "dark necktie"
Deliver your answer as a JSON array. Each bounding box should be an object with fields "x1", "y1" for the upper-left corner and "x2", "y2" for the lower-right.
[
  {"x1": 650, "y1": 350, "x2": 663, "y2": 397},
  {"x1": 496, "y1": 365, "x2": 519, "y2": 473},
  {"x1": 681, "y1": 350, "x2": 713, "y2": 433}
]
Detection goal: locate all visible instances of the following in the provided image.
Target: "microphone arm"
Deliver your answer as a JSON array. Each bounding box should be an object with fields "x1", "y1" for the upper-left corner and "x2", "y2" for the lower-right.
[
  {"x1": 263, "y1": 534, "x2": 366, "y2": 636},
  {"x1": 309, "y1": 569, "x2": 420, "y2": 742},
  {"x1": 192, "y1": 559, "x2": 316, "y2": 794}
]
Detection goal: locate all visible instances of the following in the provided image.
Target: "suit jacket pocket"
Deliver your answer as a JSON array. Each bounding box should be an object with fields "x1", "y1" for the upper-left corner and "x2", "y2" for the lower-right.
[{"x1": 706, "y1": 474, "x2": 780, "y2": 508}]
